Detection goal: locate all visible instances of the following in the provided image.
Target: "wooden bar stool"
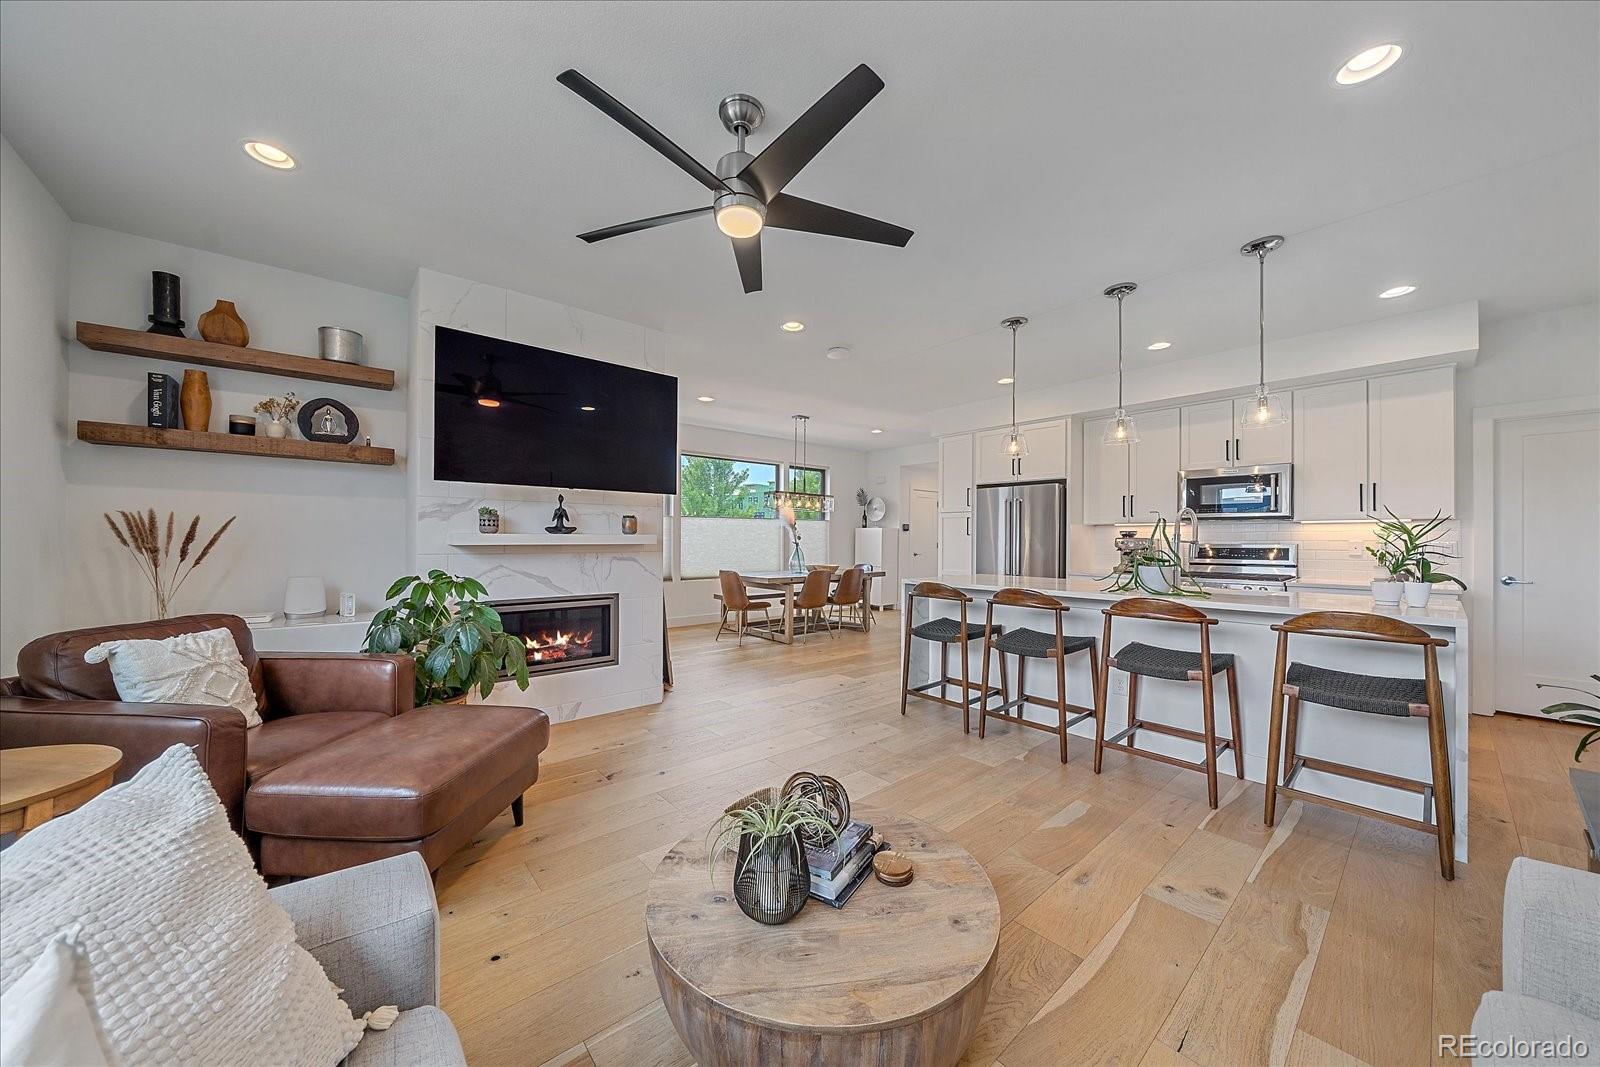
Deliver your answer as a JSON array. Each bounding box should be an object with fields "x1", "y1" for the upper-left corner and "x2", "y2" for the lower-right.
[
  {"x1": 1263, "y1": 611, "x2": 1455, "y2": 880},
  {"x1": 900, "y1": 582, "x2": 1005, "y2": 734},
  {"x1": 977, "y1": 589, "x2": 1101, "y2": 764},
  {"x1": 1093, "y1": 598, "x2": 1243, "y2": 808}
]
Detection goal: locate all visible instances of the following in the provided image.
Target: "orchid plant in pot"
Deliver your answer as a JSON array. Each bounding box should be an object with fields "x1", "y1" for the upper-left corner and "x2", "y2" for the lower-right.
[{"x1": 1366, "y1": 509, "x2": 1465, "y2": 608}]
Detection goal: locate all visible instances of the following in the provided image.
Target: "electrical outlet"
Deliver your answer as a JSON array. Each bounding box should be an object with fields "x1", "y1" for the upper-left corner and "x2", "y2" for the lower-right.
[{"x1": 1112, "y1": 674, "x2": 1128, "y2": 696}]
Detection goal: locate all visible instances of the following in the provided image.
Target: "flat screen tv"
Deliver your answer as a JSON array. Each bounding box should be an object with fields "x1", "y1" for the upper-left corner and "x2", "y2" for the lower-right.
[{"x1": 432, "y1": 326, "x2": 678, "y2": 494}]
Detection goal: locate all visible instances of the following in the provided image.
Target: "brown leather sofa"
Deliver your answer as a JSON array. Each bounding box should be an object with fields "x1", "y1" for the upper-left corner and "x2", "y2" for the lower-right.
[{"x1": 0, "y1": 614, "x2": 549, "y2": 877}]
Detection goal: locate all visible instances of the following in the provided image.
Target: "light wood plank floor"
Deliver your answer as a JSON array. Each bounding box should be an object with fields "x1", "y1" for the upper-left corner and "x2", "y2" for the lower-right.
[{"x1": 435, "y1": 619, "x2": 1592, "y2": 1067}]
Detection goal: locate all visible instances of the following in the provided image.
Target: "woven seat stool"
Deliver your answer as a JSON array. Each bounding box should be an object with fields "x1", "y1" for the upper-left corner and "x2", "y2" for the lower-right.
[
  {"x1": 1264, "y1": 611, "x2": 1456, "y2": 880},
  {"x1": 977, "y1": 588, "x2": 1101, "y2": 764},
  {"x1": 1092, "y1": 598, "x2": 1243, "y2": 808},
  {"x1": 900, "y1": 582, "x2": 1005, "y2": 734}
]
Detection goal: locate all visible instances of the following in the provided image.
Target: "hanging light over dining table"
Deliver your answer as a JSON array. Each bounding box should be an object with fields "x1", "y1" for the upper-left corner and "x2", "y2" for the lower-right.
[{"x1": 764, "y1": 414, "x2": 834, "y2": 514}]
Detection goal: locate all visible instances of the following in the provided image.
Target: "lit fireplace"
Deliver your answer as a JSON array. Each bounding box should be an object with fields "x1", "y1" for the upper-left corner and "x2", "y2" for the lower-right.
[{"x1": 490, "y1": 594, "x2": 619, "y2": 677}]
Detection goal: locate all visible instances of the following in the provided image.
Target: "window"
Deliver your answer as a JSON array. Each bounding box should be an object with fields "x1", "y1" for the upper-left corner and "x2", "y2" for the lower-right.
[
  {"x1": 673, "y1": 453, "x2": 831, "y2": 579},
  {"x1": 678, "y1": 453, "x2": 779, "y2": 578}
]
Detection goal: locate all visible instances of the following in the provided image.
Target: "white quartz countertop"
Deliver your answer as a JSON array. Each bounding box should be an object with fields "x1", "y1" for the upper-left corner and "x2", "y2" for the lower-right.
[{"x1": 908, "y1": 574, "x2": 1468, "y2": 631}]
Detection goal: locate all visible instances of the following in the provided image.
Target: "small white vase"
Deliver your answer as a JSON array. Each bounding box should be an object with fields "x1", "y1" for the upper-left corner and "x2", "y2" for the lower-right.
[
  {"x1": 1138, "y1": 565, "x2": 1178, "y2": 594},
  {"x1": 1403, "y1": 582, "x2": 1432, "y2": 608},
  {"x1": 1371, "y1": 580, "x2": 1404, "y2": 606},
  {"x1": 264, "y1": 416, "x2": 289, "y2": 439}
]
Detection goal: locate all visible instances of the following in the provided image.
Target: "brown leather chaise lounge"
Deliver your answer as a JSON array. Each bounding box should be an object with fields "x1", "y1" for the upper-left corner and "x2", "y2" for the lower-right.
[{"x1": 0, "y1": 613, "x2": 549, "y2": 878}]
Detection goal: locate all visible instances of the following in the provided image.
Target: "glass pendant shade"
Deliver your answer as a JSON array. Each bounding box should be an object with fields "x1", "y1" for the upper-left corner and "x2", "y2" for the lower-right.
[
  {"x1": 1241, "y1": 386, "x2": 1288, "y2": 430},
  {"x1": 1004, "y1": 426, "x2": 1030, "y2": 457},
  {"x1": 1101, "y1": 408, "x2": 1141, "y2": 445}
]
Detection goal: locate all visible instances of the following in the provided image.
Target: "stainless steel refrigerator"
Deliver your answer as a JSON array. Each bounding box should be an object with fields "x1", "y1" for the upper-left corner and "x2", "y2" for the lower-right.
[{"x1": 975, "y1": 481, "x2": 1070, "y2": 577}]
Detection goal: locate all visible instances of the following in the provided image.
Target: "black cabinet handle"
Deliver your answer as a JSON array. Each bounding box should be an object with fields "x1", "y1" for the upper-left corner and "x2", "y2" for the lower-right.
[
  {"x1": 1372, "y1": 482, "x2": 1379, "y2": 511},
  {"x1": 1130, "y1": 493, "x2": 1135, "y2": 516},
  {"x1": 1235, "y1": 437, "x2": 1241, "y2": 461},
  {"x1": 1225, "y1": 439, "x2": 1230, "y2": 463},
  {"x1": 1359, "y1": 483, "x2": 1364, "y2": 512},
  {"x1": 965, "y1": 516, "x2": 970, "y2": 536}
]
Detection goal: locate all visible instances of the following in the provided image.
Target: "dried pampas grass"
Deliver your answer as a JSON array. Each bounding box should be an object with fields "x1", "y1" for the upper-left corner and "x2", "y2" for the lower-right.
[{"x1": 103, "y1": 510, "x2": 236, "y2": 619}]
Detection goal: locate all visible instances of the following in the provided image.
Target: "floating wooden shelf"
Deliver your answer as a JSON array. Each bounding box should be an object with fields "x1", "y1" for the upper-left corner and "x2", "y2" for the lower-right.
[
  {"x1": 449, "y1": 532, "x2": 660, "y2": 548},
  {"x1": 75, "y1": 322, "x2": 395, "y2": 391},
  {"x1": 76, "y1": 421, "x2": 396, "y2": 466}
]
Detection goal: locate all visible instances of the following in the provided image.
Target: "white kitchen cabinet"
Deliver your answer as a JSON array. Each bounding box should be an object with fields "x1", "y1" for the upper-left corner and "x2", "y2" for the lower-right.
[
  {"x1": 1368, "y1": 367, "x2": 1454, "y2": 518},
  {"x1": 1083, "y1": 409, "x2": 1179, "y2": 525},
  {"x1": 937, "y1": 433, "x2": 974, "y2": 512},
  {"x1": 1294, "y1": 379, "x2": 1370, "y2": 520},
  {"x1": 1231, "y1": 396, "x2": 1294, "y2": 465},
  {"x1": 1294, "y1": 368, "x2": 1455, "y2": 521},
  {"x1": 1081, "y1": 415, "x2": 1129, "y2": 526},
  {"x1": 937, "y1": 512, "x2": 973, "y2": 575},
  {"x1": 975, "y1": 418, "x2": 1069, "y2": 485},
  {"x1": 1181, "y1": 395, "x2": 1294, "y2": 468},
  {"x1": 1129, "y1": 408, "x2": 1182, "y2": 521},
  {"x1": 1180, "y1": 399, "x2": 1234, "y2": 469},
  {"x1": 975, "y1": 428, "x2": 1016, "y2": 485}
]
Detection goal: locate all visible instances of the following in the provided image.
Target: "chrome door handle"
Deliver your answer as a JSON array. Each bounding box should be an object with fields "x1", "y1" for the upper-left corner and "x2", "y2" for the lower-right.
[{"x1": 1500, "y1": 576, "x2": 1534, "y2": 586}]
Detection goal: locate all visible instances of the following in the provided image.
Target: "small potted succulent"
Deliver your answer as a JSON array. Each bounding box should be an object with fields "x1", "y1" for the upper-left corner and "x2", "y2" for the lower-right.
[
  {"x1": 478, "y1": 505, "x2": 500, "y2": 534},
  {"x1": 1366, "y1": 509, "x2": 1464, "y2": 608}
]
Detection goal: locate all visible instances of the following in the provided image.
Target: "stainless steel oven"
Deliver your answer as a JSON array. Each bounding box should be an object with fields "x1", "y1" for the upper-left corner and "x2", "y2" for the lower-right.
[{"x1": 1178, "y1": 464, "x2": 1293, "y2": 519}]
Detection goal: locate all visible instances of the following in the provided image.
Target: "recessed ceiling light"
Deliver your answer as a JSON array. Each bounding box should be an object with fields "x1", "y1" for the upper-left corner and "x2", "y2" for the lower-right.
[
  {"x1": 870, "y1": 428, "x2": 884, "y2": 434},
  {"x1": 695, "y1": 395, "x2": 716, "y2": 403},
  {"x1": 1147, "y1": 341, "x2": 1172, "y2": 351},
  {"x1": 825, "y1": 346, "x2": 851, "y2": 361},
  {"x1": 579, "y1": 405, "x2": 597, "y2": 411},
  {"x1": 1378, "y1": 285, "x2": 1417, "y2": 299},
  {"x1": 996, "y1": 376, "x2": 1015, "y2": 385},
  {"x1": 242, "y1": 140, "x2": 296, "y2": 169},
  {"x1": 1335, "y1": 43, "x2": 1403, "y2": 85},
  {"x1": 780, "y1": 321, "x2": 805, "y2": 333}
]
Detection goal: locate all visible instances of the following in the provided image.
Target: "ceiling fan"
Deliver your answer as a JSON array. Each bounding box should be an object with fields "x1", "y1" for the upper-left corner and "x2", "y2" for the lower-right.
[
  {"x1": 556, "y1": 64, "x2": 913, "y2": 294},
  {"x1": 437, "y1": 354, "x2": 560, "y2": 412}
]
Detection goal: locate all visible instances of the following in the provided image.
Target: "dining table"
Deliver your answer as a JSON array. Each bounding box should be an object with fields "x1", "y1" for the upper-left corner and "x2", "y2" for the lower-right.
[{"x1": 737, "y1": 568, "x2": 887, "y2": 644}]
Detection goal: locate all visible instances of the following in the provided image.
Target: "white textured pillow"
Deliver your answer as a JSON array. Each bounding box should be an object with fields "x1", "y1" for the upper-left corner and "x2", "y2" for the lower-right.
[
  {"x1": 0, "y1": 745, "x2": 364, "y2": 1065},
  {"x1": 84, "y1": 626, "x2": 260, "y2": 727},
  {"x1": 0, "y1": 933, "x2": 117, "y2": 1067}
]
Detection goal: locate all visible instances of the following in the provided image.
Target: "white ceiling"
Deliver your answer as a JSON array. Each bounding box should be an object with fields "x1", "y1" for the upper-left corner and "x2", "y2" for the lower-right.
[{"x1": 3, "y1": 1, "x2": 1596, "y2": 447}]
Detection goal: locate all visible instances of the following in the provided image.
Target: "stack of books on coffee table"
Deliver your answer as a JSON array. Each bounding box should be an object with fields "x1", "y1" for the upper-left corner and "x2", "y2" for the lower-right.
[{"x1": 806, "y1": 819, "x2": 875, "y2": 908}]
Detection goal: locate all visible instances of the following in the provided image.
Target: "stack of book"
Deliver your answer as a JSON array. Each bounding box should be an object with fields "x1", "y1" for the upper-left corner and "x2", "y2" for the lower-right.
[{"x1": 806, "y1": 819, "x2": 875, "y2": 908}]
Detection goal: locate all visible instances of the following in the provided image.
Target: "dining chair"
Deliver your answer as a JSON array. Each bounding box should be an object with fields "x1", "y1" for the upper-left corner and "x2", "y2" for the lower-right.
[
  {"x1": 828, "y1": 564, "x2": 869, "y2": 632},
  {"x1": 715, "y1": 570, "x2": 773, "y2": 647},
  {"x1": 792, "y1": 569, "x2": 835, "y2": 642}
]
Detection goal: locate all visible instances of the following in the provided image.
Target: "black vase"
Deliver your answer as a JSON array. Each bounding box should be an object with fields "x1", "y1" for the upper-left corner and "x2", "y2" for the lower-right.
[
  {"x1": 147, "y1": 271, "x2": 185, "y2": 336},
  {"x1": 732, "y1": 832, "x2": 809, "y2": 925}
]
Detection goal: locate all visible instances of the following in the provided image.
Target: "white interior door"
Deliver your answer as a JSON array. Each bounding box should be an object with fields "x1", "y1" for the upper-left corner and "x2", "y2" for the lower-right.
[
  {"x1": 1494, "y1": 410, "x2": 1600, "y2": 715},
  {"x1": 905, "y1": 489, "x2": 939, "y2": 583}
]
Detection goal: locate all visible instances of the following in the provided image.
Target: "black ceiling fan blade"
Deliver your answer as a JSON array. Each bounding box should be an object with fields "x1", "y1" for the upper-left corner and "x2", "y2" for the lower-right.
[
  {"x1": 732, "y1": 233, "x2": 762, "y2": 294},
  {"x1": 764, "y1": 193, "x2": 913, "y2": 247},
  {"x1": 557, "y1": 70, "x2": 727, "y2": 194},
  {"x1": 577, "y1": 206, "x2": 713, "y2": 244},
  {"x1": 738, "y1": 64, "x2": 884, "y2": 202}
]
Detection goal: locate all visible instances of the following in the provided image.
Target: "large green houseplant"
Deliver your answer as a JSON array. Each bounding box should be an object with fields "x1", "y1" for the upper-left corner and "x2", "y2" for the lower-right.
[{"x1": 363, "y1": 570, "x2": 530, "y2": 705}]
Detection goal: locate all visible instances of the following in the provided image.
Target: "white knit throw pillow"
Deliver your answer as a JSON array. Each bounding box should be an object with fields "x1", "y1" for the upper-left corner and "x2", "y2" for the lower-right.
[
  {"x1": 0, "y1": 745, "x2": 364, "y2": 1065},
  {"x1": 84, "y1": 627, "x2": 260, "y2": 727}
]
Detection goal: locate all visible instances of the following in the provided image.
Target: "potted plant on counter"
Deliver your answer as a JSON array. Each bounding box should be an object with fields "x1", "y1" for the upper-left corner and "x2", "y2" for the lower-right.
[
  {"x1": 363, "y1": 569, "x2": 530, "y2": 705},
  {"x1": 710, "y1": 789, "x2": 837, "y2": 925},
  {"x1": 1102, "y1": 516, "x2": 1209, "y2": 598},
  {"x1": 1367, "y1": 509, "x2": 1464, "y2": 607}
]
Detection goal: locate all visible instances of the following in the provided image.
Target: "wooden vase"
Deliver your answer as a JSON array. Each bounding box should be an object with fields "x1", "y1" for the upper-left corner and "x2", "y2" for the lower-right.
[
  {"x1": 180, "y1": 370, "x2": 211, "y2": 432},
  {"x1": 198, "y1": 299, "x2": 249, "y2": 347}
]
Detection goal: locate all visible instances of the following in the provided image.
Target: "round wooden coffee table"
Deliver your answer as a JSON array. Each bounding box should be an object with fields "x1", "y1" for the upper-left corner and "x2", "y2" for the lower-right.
[
  {"x1": 0, "y1": 744, "x2": 122, "y2": 837},
  {"x1": 646, "y1": 807, "x2": 1000, "y2": 1067}
]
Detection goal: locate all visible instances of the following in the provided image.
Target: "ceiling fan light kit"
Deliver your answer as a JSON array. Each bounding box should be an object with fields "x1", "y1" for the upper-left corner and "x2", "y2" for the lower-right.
[
  {"x1": 1101, "y1": 282, "x2": 1141, "y2": 446},
  {"x1": 1239, "y1": 234, "x2": 1289, "y2": 430},
  {"x1": 558, "y1": 64, "x2": 913, "y2": 294}
]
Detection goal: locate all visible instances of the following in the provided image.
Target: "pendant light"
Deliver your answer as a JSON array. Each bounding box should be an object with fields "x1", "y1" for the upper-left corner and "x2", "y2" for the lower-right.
[
  {"x1": 1000, "y1": 317, "x2": 1030, "y2": 458},
  {"x1": 1239, "y1": 235, "x2": 1288, "y2": 429},
  {"x1": 764, "y1": 414, "x2": 834, "y2": 515},
  {"x1": 1101, "y1": 283, "x2": 1140, "y2": 445}
]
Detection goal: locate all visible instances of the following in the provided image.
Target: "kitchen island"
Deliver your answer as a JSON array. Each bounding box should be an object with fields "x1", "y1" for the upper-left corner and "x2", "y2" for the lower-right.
[{"x1": 901, "y1": 575, "x2": 1471, "y2": 861}]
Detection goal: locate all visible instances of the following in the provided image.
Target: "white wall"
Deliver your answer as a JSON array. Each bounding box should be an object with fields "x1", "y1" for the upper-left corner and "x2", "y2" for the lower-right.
[
  {"x1": 61, "y1": 226, "x2": 410, "y2": 626},
  {"x1": 667, "y1": 423, "x2": 870, "y2": 625},
  {"x1": 862, "y1": 441, "x2": 940, "y2": 602},
  {"x1": 0, "y1": 137, "x2": 71, "y2": 670}
]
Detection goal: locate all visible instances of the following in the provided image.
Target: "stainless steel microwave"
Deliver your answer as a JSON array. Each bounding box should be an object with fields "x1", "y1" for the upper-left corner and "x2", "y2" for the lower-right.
[{"x1": 1178, "y1": 464, "x2": 1293, "y2": 519}]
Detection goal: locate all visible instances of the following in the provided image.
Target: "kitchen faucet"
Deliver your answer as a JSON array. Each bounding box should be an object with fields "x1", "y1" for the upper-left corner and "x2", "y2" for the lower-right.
[{"x1": 1175, "y1": 506, "x2": 1200, "y2": 564}]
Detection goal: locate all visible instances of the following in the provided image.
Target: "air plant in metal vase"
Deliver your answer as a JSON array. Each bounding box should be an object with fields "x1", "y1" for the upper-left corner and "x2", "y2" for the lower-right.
[
  {"x1": 1102, "y1": 516, "x2": 1210, "y2": 597},
  {"x1": 709, "y1": 788, "x2": 838, "y2": 925},
  {"x1": 1537, "y1": 674, "x2": 1600, "y2": 763},
  {"x1": 1365, "y1": 509, "x2": 1464, "y2": 608}
]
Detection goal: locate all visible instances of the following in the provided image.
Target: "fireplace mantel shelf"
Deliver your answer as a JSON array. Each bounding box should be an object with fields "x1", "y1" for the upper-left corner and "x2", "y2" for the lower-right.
[{"x1": 448, "y1": 532, "x2": 659, "y2": 548}]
